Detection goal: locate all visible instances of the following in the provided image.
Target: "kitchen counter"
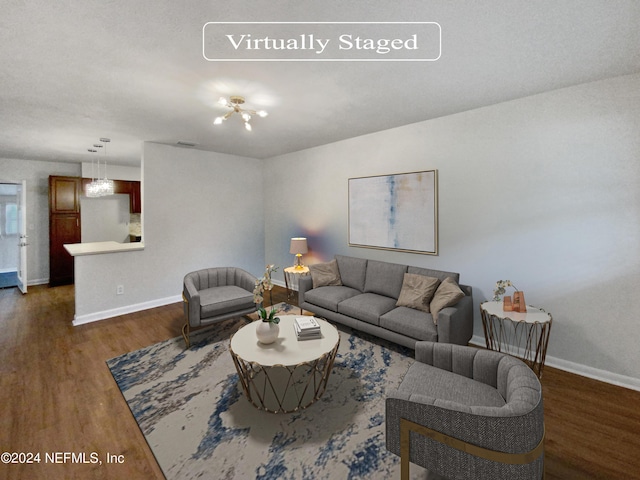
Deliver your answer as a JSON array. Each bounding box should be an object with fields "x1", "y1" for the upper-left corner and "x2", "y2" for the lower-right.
[{"x1": 64, "y1": 241, "x2": 145, "y2": 256}]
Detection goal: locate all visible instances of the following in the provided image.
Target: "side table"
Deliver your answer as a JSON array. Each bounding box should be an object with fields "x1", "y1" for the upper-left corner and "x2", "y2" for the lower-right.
[
  {"x1": 480, "y1": 301, "x2": 552, "y2": 378},
  {"x1": 284, "y1": 265, "x2": 310, "y2": 307}
]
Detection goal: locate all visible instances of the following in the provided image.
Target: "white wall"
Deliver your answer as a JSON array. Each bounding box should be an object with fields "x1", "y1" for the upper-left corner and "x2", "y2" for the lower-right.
[
  {"x1": 81, "y1": 162, "x2": 141, "y2": 181},
  {"x1": 264, "y1": 73, "x2": 640, "y2": 387},
  {"x1": 73, "y1": 142, "x2": 265, "y2": 322},
  {"x1": 0, "y1": 157, "x2": 81, "y2": 284},
  {"x1": 80, "y1": 194, "x2": 131, "y2": 243}
]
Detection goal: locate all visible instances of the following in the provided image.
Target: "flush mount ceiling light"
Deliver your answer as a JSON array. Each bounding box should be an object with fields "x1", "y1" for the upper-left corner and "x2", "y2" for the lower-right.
[{"x1": 213, "y1": 96, "x2": 268, "y2": 131}]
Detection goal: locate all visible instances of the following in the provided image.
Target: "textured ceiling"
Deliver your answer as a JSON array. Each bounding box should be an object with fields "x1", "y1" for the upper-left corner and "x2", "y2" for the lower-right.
[{"x1": 1, "y1": 1, "x2": 639, "y2": 166}]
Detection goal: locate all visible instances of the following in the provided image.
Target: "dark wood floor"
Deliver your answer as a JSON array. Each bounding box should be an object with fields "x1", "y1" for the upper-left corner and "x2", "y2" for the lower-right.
[{"x1": 1, "y1": 284, "x2": 639, "y2": 480}]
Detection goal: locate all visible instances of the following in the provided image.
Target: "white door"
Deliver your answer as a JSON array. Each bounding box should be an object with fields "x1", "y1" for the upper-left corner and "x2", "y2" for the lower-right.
[{"x1": 16, "y1": 180, "x2": 27, "y2": 294}]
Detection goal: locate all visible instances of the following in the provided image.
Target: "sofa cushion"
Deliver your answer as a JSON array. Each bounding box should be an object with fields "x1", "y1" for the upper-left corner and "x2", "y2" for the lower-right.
[
  {"x1": 380, "y1": 306, "x2": 438, "y2": 342},
  {"x1": 364, "y1": 260, "x2": 407, "y2": 299},
  {"x1": 398, "y1": 361, "x2": 507, "y2": 408},
  {"x1": 430, "y1": 277, "x2": 466, "y2": 323},
  {"x1": 199, "y1": 285, "x2": 255, "y2": 318},
  {"x1": 309, "y1": 259, "x2": 342, "y2": 288},
  {"x1": 407, "y1": 266, "x2": 460, "y2": 284},
  {"x1": 303, "y1": 285, "x2": 361, "y2": 312},
  {"x1": 338, "y1": 293, "x2": 398, "y2": 326},
  {"x1": 396, "y1": 273, "x2": 441, "y2": 313},
  {"x1": 335, "y1": 255, "x2": 367, "y2": 291}
]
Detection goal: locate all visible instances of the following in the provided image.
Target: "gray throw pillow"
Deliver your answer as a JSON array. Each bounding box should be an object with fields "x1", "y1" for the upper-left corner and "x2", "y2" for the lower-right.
[
  {"x1": 396, "y1": 273, "x2": 441, "y2": 313},
  {"x1": 309, "y1": 259, "x2": 343, "y2": 288},
  {"x1": 430, "y1": 277, "x2": 465, "y2": 324}
]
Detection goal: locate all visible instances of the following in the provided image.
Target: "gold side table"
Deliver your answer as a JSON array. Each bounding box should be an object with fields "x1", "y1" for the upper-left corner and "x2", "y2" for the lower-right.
[
  {"x1": 480, "y1": 301, "x2": 552, "y2": 378},
  {"x1": 229, "y1": 315, "x2": 339, "y2": 413},
  {"x1": 284, "y1": 265, "x2": 310, "y2": 305}
]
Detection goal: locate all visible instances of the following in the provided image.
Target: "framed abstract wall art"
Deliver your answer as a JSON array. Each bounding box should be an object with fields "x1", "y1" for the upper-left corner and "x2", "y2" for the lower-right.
[{"x1": 348, "y1": 170, "x2": 438, "y2": 255}]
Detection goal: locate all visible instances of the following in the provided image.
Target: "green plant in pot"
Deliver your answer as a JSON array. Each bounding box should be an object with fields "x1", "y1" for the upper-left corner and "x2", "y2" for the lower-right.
[
  {"x1": 257, "y1": 306, "x2": 280, "y2": 325},
  {"x1": 255, "y1": 306, "x2": 280, "y2": 344}
]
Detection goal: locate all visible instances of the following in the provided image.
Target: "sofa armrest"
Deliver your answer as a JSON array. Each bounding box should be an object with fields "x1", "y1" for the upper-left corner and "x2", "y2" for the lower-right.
[
  {"x1": 298, "y1": 275, "x2": 313, "y2": 304},
  {"x1": 386, "y1": 395, "x2": 545, "y2": 464},
  {"x1": 436, "y1": 293, "x2": 473, "y2": 345},
  {"x1": 235, "y1": 268, "x2": 258, "y2": 293},
  {"x1": 183, "y1": 276, "x2": 201, "y2": 327}
]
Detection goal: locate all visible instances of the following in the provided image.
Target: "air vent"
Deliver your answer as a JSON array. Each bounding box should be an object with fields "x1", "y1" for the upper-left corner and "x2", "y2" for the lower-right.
[{"x1": 177, "y1": 141, "x2": 197, "y2": 147}]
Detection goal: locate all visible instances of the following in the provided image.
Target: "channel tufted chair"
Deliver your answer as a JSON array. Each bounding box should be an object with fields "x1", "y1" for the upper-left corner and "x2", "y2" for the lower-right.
[
  {"x1": 386, "y1": 341, "x2": 544, "y2": 480},
  {"x1": 182, "y1": 267, "x2": 258, "y2": 348}
]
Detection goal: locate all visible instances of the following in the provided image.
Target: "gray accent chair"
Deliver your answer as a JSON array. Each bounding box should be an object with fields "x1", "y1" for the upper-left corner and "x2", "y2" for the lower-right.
[
  {"x1": 386, "y1": 342, "x2": 544, "y2": 480},
  {"x1": 182, "y1": 267, "x2": 257, "y2": 348}
]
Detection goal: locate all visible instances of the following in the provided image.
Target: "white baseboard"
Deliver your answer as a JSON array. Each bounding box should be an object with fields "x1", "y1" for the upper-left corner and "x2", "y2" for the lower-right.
[
  {"x1": 470, "y1": 334, "x2": 640, "y2": 393},
  {"x1": 72, "y1": 294, "x2": 182, "y2": 326},
  {"x1": 71, "y1": 281, "x2": 291, "y2": 327}
]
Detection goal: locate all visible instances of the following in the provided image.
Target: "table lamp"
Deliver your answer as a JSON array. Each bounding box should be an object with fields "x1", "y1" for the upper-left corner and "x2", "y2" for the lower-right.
[{"x1": 289, "y1": 237, "x2": 308, "y2": 269}]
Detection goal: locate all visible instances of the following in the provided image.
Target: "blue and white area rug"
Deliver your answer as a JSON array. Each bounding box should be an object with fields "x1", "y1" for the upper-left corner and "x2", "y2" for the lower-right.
[{"x1": 107, "y1": 305, "x2": 426, "y2": 479}]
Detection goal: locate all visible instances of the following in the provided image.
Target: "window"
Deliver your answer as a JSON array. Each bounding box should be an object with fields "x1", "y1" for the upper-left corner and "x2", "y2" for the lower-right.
[{"x1": 3, "y1": 203, "x2": 18, "y2": 235}]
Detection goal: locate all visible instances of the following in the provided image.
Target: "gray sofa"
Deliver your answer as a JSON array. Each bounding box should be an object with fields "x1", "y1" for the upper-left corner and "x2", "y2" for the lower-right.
[{"x1": 298, "y1": 255, "x2": 473, "y2": 349}]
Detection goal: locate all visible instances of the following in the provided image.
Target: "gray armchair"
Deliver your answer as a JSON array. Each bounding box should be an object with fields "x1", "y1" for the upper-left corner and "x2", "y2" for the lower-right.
[
  {"x1": 182, "y1": 267, "x2": 257, "y2": 348},
  {"x1": 386, "y1": 342, "x2": 544, "y2": 480}
]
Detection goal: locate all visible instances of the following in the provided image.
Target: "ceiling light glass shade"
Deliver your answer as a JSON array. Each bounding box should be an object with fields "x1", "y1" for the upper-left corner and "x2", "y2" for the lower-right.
[
  {"x1": 85, "y1": 181, "x2": 101, "y2": 198},
  {"x1": 256, "y1": 110, "x2": 268, "y2": 117},
  {"x1": 214, "y1": 116, "x2": 224, "y2": 125},
  {"x1": 244, "y1": 122, "x2": 252, "y2": 131},
  {"x1": 86, "y1": 138, "x2": 114, "y2": 197},
  {"x1": 86, "y1": 178, "x2": 114, "y2": 197},
  {"x1": 241, "y1": 112, "x2": 251, "y2": 122}
]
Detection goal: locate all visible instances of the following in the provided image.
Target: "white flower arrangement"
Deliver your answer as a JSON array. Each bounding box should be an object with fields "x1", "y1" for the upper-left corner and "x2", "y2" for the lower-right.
[
  {"x1": 253, "y1": 264, "x2": 279, "y2": 306},
  {"x1": 492, "y1": 280, "x2": 519, "y2": 301}
]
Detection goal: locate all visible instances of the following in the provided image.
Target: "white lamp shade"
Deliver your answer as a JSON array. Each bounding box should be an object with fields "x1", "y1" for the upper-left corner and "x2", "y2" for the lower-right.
[{"x1": 289, "y1": 237, "x2": 308, "y2": 255}]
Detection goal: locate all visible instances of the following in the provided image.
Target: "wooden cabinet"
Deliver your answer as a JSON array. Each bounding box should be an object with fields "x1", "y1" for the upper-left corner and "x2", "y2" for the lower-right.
[
  {"x1": 112, "y1": 180, "x2": 141, "y2": 213},
  {"x1": 130, "y1": 181, "x2": 141, "y2": 214},
  {"x1": 48, "y1": 176, "x2": 141, "y2": 286},
  {"x1": 50, "y1": 176, "x2": 81, "y2": 213},
  {"x1": 49, "y1": 176, "x2": 81, "y2": 286},
  {"x1": 49, "y1": 214, "x2": 81, "y2": 286}
]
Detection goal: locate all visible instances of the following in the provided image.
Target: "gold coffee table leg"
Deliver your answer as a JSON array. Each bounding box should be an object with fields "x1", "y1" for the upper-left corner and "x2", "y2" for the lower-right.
[{"x1": 230, "y1": 340, "x2": 339, "y2": 414}]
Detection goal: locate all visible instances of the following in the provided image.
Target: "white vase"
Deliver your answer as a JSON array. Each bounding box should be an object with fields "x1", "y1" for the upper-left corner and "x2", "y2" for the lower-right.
[{"x1": 256, "y1": 321, "x2": 279, "y2": 344}]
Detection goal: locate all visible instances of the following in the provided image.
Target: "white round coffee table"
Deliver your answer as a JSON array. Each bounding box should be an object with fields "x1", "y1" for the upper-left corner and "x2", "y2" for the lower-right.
[{"x1": 229, "y1": 315, "x2": 340, "y2": 413}]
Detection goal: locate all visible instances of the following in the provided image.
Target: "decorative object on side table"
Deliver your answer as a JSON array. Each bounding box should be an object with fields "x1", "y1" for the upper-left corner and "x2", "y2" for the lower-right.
[
  {"x1": 492, "y1": 279, "x2": 526, "y2": 312},
  {"x1": 289, "y1": 237, "x2": 308, "y2": 269}
]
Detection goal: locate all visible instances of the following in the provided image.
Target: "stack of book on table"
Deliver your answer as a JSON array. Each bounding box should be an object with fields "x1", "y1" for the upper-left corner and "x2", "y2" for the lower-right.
[{"x1": 294, "y1": 316, "x2": 321, "y2": 340}]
